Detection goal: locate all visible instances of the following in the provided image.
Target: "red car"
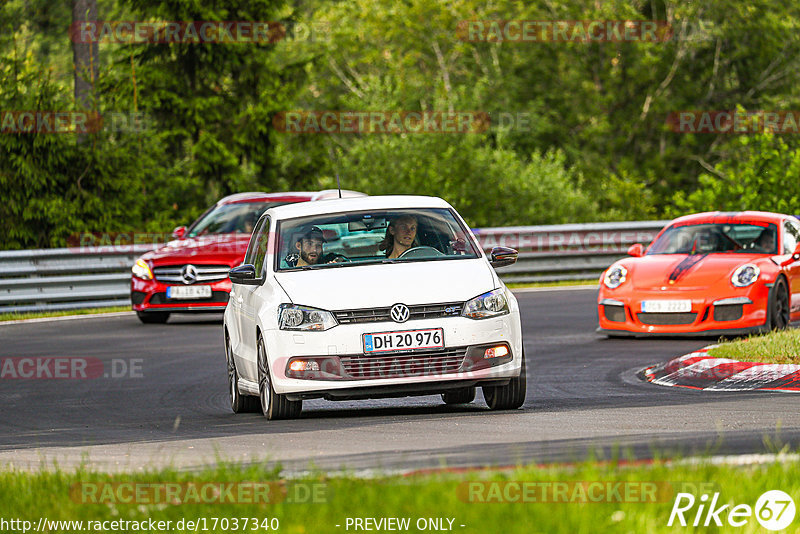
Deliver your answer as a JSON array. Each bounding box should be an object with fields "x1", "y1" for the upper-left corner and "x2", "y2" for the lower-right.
[
  {"x1": 131, "y1": 190, "x2": 364, "y2": 323},
  {"x1": 597, "y1": 211, "x2": 800, "y2": 336}
]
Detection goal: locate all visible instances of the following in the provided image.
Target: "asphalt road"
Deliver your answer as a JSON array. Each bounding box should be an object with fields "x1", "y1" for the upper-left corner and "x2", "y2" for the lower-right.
[{"x1": 1, "y1": 287, "x2": 798, "y2": 473}]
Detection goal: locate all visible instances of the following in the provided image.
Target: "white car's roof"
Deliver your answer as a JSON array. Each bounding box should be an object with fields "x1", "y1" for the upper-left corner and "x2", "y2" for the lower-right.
[{"x1": 266, "y1": 195, "x2": 453, "y2": 220}]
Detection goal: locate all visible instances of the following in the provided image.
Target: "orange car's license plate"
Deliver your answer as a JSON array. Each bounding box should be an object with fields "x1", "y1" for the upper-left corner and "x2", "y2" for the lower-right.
[{"x1": 640, "y1": 300, "x2": 692, "y2": 313}]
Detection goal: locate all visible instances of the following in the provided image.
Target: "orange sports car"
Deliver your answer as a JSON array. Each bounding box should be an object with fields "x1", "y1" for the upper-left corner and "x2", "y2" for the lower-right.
[{"x1": 597, "y1": 211, "x2": 800, "y2": 336}]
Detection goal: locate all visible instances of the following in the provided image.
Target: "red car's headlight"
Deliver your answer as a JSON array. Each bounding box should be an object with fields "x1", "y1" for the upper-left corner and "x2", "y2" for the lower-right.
[
  {"x1": 603, "y1": 265, "x2": 628, "y2": 289},
  {"x1": 731, "y1": 264, "x2": 759, "y2": 287},
  {"x1": 132, "y1": 259, "x2": 154, "y2": 280}
]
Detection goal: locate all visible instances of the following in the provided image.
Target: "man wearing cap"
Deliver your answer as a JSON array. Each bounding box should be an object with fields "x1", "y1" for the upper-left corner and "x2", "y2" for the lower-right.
[{"x1": 286, "y1": 226, "x2": 345, "y2": 267}]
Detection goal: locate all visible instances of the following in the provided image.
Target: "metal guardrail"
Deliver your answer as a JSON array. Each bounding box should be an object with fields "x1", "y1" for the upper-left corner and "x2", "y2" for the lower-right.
[{"x1": 0, "y1": 221, "x2": 668, "y2": 313}]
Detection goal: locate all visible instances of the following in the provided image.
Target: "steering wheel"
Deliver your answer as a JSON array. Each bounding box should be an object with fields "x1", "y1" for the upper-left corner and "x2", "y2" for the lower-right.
[{"x1": 398, "y1": 246, "x2": 445, "y2": 259}]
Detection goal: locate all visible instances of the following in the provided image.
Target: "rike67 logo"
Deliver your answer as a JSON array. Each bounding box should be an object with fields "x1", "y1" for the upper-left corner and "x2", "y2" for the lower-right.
[{"x1": 669, "y1": 490, "x2": 796, "y2": 530}]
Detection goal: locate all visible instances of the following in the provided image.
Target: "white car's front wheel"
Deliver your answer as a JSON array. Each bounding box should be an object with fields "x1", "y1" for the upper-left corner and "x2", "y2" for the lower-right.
[
  {"x1": 257, "y1": 335, "x2": 302, "y2": 420},
  {"x1": 482, "y1": 350, "x2": 527, "y2": 410}
]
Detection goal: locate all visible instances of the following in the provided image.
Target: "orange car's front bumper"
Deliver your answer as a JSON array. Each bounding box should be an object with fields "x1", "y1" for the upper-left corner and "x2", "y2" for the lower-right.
[{"x1": 596, "y1": 283, "x2": 772, "y2": 336}]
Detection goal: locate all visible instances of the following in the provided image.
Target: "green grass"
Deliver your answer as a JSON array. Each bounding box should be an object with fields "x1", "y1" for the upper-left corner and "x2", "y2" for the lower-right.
[
  {"x1": 0, "y1": 306, "x2": 130, "y2": 323},
  {"x1": 2, "y1": 459, "x2": 800, "y2": 533},
  {"x1": 708, "y1": 328, "x2": 800, "y2": 365},
  {"x1": 506, "y1": 280, "x2": 598, "y2": 289}
]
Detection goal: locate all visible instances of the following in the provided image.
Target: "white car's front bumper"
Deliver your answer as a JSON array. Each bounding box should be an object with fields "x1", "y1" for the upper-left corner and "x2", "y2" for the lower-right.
[{"x1": 262, "y1": 313, "x2": 523, "y2": 396}]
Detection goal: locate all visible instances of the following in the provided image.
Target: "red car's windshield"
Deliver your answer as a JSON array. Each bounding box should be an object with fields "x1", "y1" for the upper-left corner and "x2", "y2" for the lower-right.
[
  {"x1": 188, "y1": 202, "x2": 290, "y2": 237},
  {"x1": 648, "y1": 222, "x2": 778, "y2": 255}
]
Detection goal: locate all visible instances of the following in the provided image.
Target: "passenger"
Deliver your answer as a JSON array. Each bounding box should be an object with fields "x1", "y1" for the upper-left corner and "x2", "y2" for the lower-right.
[{"x1": 379, "y1": 215, "x2": 419, "y2": 259}]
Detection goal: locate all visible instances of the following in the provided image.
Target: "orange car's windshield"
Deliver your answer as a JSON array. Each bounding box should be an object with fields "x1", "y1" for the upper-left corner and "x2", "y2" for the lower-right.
[{"x1": 648, "y1": 222, "x2": 778, "y2": 255}]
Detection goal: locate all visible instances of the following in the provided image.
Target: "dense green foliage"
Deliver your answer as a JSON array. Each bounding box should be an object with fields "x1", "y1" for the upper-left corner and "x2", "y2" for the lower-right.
[{"x1": 3, "y1": 0, "x2": 800, "y2": 248}]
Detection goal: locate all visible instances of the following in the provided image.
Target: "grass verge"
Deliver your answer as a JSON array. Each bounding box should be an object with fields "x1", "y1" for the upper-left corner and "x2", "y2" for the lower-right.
[
  {"x1": 1, "y1": 459, "x2": 799, "y2": 533},
  {"x1": 708, "y1": 327, "x2": 800, "y2": 365},
  {"x1": 0, "y1": 306, "x2": 130, "y2": 323}
]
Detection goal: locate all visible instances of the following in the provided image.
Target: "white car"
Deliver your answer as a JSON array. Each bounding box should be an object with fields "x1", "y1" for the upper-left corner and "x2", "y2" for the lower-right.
[{"x1": 223, "y1": 195, "x2": 526, "y2": 419}]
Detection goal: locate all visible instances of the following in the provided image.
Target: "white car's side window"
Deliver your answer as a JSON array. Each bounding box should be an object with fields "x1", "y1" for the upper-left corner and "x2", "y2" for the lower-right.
[
  {"x1": 244, "y1": 217, "x2": 267, "y2": 266},
  {"x1": 253, "y1": 218, "x2": 271, "y2": 277}
]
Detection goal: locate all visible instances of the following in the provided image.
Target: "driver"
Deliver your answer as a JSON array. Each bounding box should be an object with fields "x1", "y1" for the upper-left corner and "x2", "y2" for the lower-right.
[
  {"x1": 286, "y1": 226, "x2": 345, "y2": 267},
  {"x1": 379, "y1": 214, "x2": 418, "y2": 259},
  {"x1": 753, "y1": 228, "x2": 777, "y2": 253}
]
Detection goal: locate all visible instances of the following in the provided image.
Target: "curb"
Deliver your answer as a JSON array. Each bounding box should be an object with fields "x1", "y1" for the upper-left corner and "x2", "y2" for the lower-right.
[{"x1": 641, "y1": 345, "x2": 800, "y2": 392}]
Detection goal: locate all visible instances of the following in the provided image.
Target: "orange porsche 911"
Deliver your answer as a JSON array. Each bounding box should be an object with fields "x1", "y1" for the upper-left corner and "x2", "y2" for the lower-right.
[{"x1": 597, "y1": 211, "x2": 800, "y2": 336}]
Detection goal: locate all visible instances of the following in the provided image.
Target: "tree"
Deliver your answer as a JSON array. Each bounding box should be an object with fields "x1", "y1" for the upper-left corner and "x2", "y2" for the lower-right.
[{"x1": 72, "y1": 0, "x2": 98, "y2": 110}]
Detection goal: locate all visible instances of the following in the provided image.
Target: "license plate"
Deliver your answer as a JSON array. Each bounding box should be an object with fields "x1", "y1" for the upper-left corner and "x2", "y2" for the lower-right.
[
  {"x1": 166, "y1": 285, "x2": 212, "y2": 300},
  {"x1": 363, "y1": 328, "x2": 444, "y2": 354},
  {"x1": 641, "y1": 300, "x2": 692, "y2": 313}
]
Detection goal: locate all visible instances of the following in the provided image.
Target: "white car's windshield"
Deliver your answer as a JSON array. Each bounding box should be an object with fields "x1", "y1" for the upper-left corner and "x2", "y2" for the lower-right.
[
  {"x1": 648, "y1": 222, "x2": 778, "y2": 255},
  {"x1": 188, "y1": 201, "x2": 290, "y2": 237},
  {"x1": 276, "y1": 208, "x2": 479, "y2": 270}
]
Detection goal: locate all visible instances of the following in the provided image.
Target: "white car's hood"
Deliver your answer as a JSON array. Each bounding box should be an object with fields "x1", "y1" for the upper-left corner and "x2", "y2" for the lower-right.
[{"x1": 274, "y1": 259, "x2": 496, "y2": 309}]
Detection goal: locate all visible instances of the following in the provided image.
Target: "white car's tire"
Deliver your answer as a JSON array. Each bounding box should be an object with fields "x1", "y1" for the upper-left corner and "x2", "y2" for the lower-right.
[
  {"x1": 226, "y1": 332, "x2": 260, "y2": 414},
  {"x1": 483, "y1": 351, "x2": 527, "y2": 410},
  {"x1": 257, "y1": 335, "x2": 302, "y2": 420}
]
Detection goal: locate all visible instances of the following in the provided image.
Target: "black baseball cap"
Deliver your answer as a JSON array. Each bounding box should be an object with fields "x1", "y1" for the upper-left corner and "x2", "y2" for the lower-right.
[{"x1": 296, "y1": 226, "x2": 326, "y2": 243}]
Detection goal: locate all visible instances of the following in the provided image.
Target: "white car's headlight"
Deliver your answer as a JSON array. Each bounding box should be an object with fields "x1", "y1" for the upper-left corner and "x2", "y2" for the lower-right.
[
  {"x1": 278, "y1": 304, "x2": 337, "y2": 331},
  {"x1": 463, "y1": 288, "x2": 509, "y2": 319},
  {"x1": 603, "y1": 265, "x2": 628, "y2": 289},
  {"x1": 132, "y1": 259, "x2": 153, "y2": 280},
  {"x1": 731, "y1": 264, "x2": 760, "y2": 287}
]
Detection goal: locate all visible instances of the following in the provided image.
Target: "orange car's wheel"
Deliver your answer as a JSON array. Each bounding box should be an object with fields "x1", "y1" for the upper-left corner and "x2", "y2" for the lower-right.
[{"x1": 768, "y1": 277, "x2": 790, "y2": 330}]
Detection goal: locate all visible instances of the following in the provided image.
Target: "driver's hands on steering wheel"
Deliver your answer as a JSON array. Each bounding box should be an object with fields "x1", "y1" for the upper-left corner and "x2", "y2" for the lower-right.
[{"x1": 326, "y1": 254, "x2": 350, "y2": 263}]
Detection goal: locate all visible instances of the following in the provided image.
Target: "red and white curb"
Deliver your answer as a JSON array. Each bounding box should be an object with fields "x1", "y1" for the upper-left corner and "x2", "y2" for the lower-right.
[{"x1": 641, "y1": 346, "x2": 800, "y2": 392}]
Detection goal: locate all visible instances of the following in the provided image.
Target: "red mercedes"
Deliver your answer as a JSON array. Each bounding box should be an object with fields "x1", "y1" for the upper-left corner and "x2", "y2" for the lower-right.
[{"x1": 131, "y1": 190, "x2": 364, "y2": 323}]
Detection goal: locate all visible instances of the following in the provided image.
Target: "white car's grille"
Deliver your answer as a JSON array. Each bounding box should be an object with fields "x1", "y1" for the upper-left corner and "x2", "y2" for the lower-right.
[
  {"x1": 339, "y1": 347, "x2": 467, "y2": 379},
  {"x1": 333, "y1": 302, "x2": 463, "y2": 324},
  {"x1": 153, "y1": 265, "x2": 230, "y2": 284}
]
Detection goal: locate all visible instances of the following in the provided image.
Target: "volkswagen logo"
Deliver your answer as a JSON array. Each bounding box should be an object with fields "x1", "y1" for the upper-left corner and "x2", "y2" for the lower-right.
[
  {"x1": 390, "y1": 304, "x2": 410, "y2": 323},
  {"x1": 181, "y1": 264, "x2": 198, "y2": 285}
]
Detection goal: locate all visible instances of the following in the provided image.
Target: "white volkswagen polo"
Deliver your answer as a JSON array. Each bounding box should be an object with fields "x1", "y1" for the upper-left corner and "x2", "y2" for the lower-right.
[{"x1": 223, "y1": 195, "x2": 525, "y2": 419}]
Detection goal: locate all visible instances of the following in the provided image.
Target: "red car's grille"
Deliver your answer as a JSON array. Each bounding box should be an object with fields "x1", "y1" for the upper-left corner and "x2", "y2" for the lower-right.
[
  {"x1": 637, "y1": 312, "x2": 697, "y2": 325},
  {"x1": 148, "y1": 291, "x2": 229, "y2": 305},
  {"x1": 339, "y1": 347, "x2": 467, "y2": 379},
  {"x1": 153, "y1": 265, "x2": 230, "y2": 284},
  {"x1": 713, "y1": 304, "x2": 744, "y2": 322}
]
